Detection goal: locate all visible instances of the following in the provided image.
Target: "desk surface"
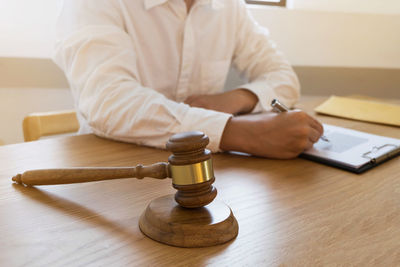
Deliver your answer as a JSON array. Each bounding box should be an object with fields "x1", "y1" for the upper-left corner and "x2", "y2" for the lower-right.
[{"x1": 1, "y1": 96, "x2": 399, "y2": 266}]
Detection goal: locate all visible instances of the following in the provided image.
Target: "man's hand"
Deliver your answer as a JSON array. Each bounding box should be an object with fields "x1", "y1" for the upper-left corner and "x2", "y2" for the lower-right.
[
  {"x1": 184, "y1": 89, "x2": 258, "y2": 115},
  {"x1": 220, "y1": 110, "x2": 324, "y2": 159}
]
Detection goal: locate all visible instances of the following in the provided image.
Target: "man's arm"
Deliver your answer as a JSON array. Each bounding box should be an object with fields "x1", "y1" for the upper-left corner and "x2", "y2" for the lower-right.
[
  {"x1": 220, "y1": 111, "x2": 323, "y2": 159},
  {"x1": 53, "y1": 0, "x2": 232, "y2": 152},
  {"x1": 232, "y1": 0, "x2": 300, "y2": 111},
  {"x1": 185, "y1": 0, "x2": 300, "y2": 114},
  {"x1": 184, "y1": 89, "x2": 258, "y2": 115},
  {"x1": 186, "y1": 1, "x2": 322, "y2": 158}
]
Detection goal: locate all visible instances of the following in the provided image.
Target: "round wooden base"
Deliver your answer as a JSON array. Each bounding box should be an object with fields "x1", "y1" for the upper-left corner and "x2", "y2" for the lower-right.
[{"x1": 139, "y1": 194, "x2": 238, "y2": 247}]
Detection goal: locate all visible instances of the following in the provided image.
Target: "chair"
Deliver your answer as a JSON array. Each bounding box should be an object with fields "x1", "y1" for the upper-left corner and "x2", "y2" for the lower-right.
[{"x1": 23, "y1": 110, "x2": 79, "y2": 142}]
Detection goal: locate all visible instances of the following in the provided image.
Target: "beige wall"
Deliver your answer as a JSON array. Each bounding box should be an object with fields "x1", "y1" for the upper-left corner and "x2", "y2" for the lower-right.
[
  {"x1": 251, "y1": 7, "x2": 400, "y2": 69},
  {"x1": 0, "y1": 86, "x2": 74, "y2": 145},
  {"x1": 290, "y1": 0, "x2": 400, "y2": 14},
  {"x1": 294, "y1": 67, "x2": 400, "y2": 98},
  {"x1": 0, "y1": 0, "x2": 62, "y2": 58},
  {"x1": 226, "y1": 65, "x2": 400, "y2": 98}
]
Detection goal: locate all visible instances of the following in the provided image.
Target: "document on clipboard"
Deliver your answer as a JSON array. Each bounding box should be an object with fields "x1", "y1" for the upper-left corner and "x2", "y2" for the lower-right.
[{"x1": 301, "y1": 124, "x2": 400, "y2": 173}]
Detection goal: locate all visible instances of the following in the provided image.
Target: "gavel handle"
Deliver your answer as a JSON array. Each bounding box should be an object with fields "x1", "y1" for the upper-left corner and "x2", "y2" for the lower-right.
[{"x1": 12, "y1": 162, "x2": 170, "y2": 186}]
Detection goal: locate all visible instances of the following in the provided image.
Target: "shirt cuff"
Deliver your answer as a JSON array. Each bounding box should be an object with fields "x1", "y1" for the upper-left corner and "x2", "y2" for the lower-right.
[
  {"x1": 237, "y1": 80, "x2": 280, "y2": 112},
  {"x1": 180, "y1": 107, "x2": 233, "y2": 153}
]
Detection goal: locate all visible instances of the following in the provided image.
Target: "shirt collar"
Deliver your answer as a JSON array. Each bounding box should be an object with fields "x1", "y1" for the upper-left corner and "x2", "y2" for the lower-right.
[{"x1": 144, "y1": 0, "x2": 224, "y2": 10}]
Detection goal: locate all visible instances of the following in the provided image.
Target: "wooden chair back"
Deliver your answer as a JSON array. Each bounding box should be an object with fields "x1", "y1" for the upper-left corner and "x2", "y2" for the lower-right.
[{"x1": 23, "y1": 110, "x2": 79, "y2": 142}]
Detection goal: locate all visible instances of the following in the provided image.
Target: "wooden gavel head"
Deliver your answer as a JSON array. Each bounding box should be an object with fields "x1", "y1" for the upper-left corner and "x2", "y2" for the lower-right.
[{"x1": 166, "y1": 131, "x2": 217, "y2": 208}]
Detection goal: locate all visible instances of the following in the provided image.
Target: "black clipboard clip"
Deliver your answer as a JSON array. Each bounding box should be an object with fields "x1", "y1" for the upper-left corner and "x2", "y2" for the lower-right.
[{"x1": 362, "y1": 144, "x2": 400, "y2": 164}]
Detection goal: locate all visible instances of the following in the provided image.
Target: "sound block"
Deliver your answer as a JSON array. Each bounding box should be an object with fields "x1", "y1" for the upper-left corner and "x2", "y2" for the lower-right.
[{"x1": 139, "y1": 194, "x2": 238, "y2": 247}]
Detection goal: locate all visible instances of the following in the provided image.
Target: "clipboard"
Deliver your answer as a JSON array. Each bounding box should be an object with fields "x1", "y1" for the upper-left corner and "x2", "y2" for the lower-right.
[{"x1": 300, "y1": 124, "x2": 400, "y2": 173}]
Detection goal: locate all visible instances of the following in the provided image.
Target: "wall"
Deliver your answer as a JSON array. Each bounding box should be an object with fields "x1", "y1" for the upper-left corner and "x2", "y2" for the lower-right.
[
  {"x1": 228, "y1": 6, "x2": 400, "y2": 96},
  {"x1": 291, "y1": 0, "x2": 400, "y2": 14},
  {"x1": 249, "y1": 7, "x2": 400, "y2": 68},
  {"x1": 0, "y1": 0, "x2": 62, "y2": 58},
  {"x1": 0, "y1": 87, "x2": 74, "y2": 144},
  {"x1": 1, "y1": 1, "x2": 400, "y2": 145}
]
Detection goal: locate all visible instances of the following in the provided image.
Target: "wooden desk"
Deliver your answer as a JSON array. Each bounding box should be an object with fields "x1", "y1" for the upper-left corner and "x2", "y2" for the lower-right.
[{"x1": 1, "y1": 96, "x2": 399, "y2": 266}]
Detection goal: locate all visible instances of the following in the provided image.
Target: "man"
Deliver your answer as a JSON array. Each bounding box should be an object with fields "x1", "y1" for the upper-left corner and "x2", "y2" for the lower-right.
[{"x1": 54, "y1": 0, "x2": 323, "y2": 159}]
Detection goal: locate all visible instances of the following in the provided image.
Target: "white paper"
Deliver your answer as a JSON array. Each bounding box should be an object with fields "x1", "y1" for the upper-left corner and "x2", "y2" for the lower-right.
[{"x1": 303, "y1": 124, "x2": 400, "y2": 168}]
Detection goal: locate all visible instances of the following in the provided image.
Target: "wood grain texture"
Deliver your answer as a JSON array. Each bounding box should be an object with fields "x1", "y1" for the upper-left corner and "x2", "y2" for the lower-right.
[
  {"x1": 172, "y1": 178, "x2": 217, "y2": 208},
  {"x1": 139, "y1": 195, "x2": 238, "y2": 247},
  {"x1": 1, "y1": 96, "x2": 400, "y2": 266},
  {"x1": 12, "y1": 163, "x2": 169, "y2": 186}
]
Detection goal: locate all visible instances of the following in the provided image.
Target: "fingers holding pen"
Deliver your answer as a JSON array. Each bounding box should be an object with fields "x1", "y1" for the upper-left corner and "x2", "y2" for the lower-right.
[
  {"x1": 308, "y1": 127, "x2": 322, "y2": 144},
  {"x1": 271, "y1": 99, "x2": 324, "y2": 142},
  {"x1": 220, "y1": 99, "x2": 326, "y2": 159},
  {"x1": 309, "y1": 116, "x2": 324, "y2": 137},
  {"x1": 279, "y1": 110, "x2": 322, "y2": 151},
  {"x1": 289, "y1": 109, "x2": 323, "y2": 144}
]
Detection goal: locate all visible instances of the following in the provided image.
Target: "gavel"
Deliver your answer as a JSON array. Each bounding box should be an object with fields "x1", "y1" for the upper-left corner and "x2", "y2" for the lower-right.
[
  {"x1": 13, "y1": 131, "x2": 216, "y2": 208},
  {"x1": 12, "y1": 131, "x2": 238, "y2": 247}
]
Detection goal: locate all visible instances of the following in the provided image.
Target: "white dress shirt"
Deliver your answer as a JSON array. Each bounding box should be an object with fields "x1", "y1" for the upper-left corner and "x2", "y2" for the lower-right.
[{"x1": 54, "y1": 0, "x2": 300, "y2": 152}]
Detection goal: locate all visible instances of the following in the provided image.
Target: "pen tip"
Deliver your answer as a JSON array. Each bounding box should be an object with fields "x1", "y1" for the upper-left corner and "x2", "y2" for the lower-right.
[
  {"x1": 12, "y1": 174, "x2": 22, "y2": 184},
  {"x1": 321, "y1": 136, "x2": 330, "y2": 142}
]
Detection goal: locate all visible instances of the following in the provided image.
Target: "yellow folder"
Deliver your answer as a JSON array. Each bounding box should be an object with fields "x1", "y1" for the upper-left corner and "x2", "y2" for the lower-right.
[{"x1": 315, "y1": 96, "x2": 400, "y2": 127}]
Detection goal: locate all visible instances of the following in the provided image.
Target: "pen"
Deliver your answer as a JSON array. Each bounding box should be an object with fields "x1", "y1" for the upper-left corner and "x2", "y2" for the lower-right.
[{"x1": 271, "y1": 99, "x2": 330, "y2": 142}]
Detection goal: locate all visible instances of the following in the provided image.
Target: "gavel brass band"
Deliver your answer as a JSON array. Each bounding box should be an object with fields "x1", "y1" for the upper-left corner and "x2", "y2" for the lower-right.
[{"x1": 170, "y1": 159, "x2": 214, "y2": 185}]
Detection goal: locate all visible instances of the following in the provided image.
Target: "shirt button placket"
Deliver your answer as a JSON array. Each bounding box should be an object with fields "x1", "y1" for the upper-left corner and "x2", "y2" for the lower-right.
[{"x1": 176, "y1": 16, "x2": 195, "y2": 102}]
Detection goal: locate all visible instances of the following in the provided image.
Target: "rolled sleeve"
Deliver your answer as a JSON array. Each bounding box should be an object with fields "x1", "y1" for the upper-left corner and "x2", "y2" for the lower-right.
[
  {"x1": 233, "y1": 0, "x2": 300, "y2": 112},
  {"x1": 180, "y1": 107, "x2": 232, "y2": 152}
]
